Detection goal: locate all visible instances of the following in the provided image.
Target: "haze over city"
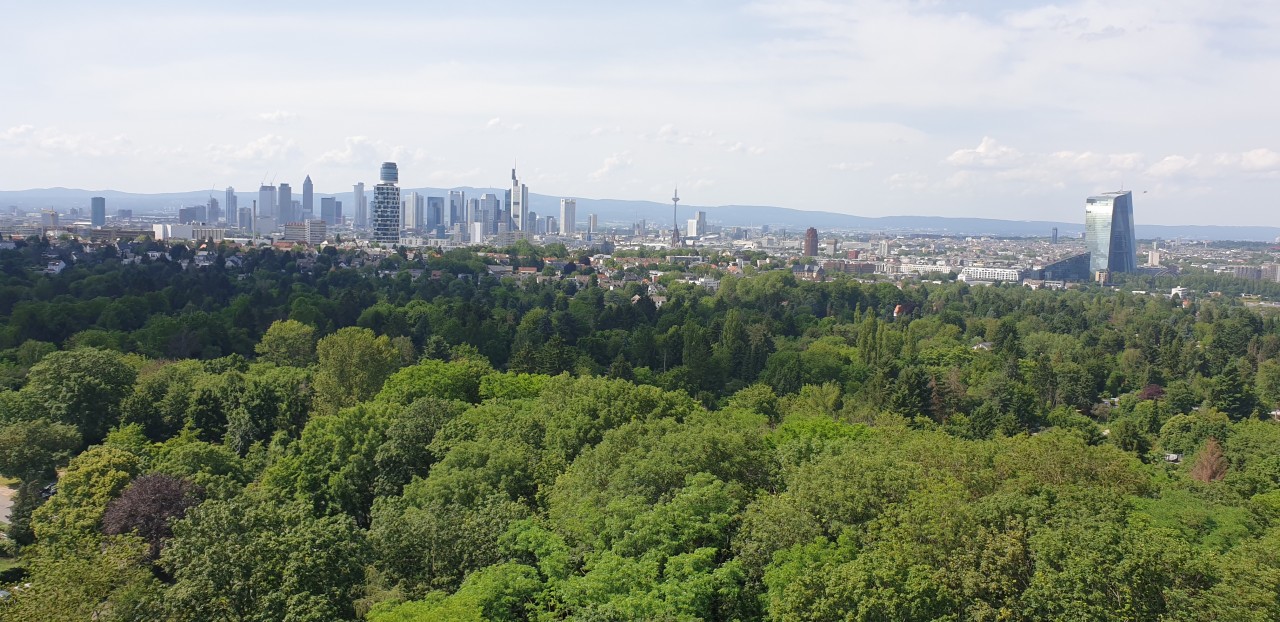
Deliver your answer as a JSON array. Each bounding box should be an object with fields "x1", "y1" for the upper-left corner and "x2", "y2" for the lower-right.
[{"x1": 2, "y1": 1, "x2": 1278, "y2": 225}]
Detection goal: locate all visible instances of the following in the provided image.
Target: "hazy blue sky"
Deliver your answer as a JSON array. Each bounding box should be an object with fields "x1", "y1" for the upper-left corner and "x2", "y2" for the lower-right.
[{"x1": 2, "y1": 1, "x2": 1278, "y2": 224}]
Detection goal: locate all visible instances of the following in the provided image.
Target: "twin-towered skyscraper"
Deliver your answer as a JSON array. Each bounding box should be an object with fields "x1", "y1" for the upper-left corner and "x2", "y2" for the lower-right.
[
  {"x1": 1085, "y1": 190, "x2": 1138, "y2": 275},
  {"x1": 559, "y1": 198, "x2": 576, "y2": 236}
]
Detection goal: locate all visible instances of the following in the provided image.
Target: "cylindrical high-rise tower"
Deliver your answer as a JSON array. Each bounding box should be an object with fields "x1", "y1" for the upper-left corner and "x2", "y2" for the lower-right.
[
  {"x1": 380, "y1": 162, "x2": 399, "y2": 184},
  {"x1": 372, "y1": 162, "x2": 401, "y2": 244}
]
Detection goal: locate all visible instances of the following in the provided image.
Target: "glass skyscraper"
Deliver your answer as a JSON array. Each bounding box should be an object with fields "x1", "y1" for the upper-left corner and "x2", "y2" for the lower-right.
[
  {"x1": 371, "y1": 162, "x2": 401, "y2": 244},
  {"x1": 90, "y1": 196, "x2": 106, "y2": 227},
  {"x1": 1085, "y1": 190, "x2": 1137, "y2": 275},
  {"x1": 509, "y1": 169, "x2": 528, "y2": 232}
]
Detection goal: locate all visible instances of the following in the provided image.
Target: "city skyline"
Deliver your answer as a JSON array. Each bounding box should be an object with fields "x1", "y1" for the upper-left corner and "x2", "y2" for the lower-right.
[{"x1": 2, "y1": 2, "x2": 1279, "y2": 225}]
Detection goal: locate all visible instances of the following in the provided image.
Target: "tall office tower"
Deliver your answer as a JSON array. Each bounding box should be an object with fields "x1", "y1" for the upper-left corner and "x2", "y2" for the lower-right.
[
  {"x1": 427, "y1": 196, "x2": 444, "y2": 231},
  {"x1": 1051, "y1": 226, "x2": 1059, "y2": 245},
  {"x1": 528, "y1": 211, "x2": 539, "y2": 235},
  {"x1": 1085, "y1": 190, "x2": 1138, "y2": 275},
  {"x1": 803, "y1": 227, "x2": 819, "y2": 257},
  {"x1": 207, "y1": 197, "x2": 221, "y2": 224},
  {"x1": 371, "y1": 162, "x2": 401, "y2": 244},
  {"x1": 479, "y1": 193, "x2": 500, "y2": 234},
  {"x1": 278, "y1": 183, "x2": 292, "y2": 222},
  {"x1": 225, "y1": 187, "x2": 238, "y2": 226},
  {"x1": 238, "y1": 207, "x2": 253, "y2": 230},
  {"x1": 335, "y1": 200, "x2": 343, "y2": 225},
  {"x1": 402, "y1": 191, "x2": 424, "y2": 231},
  {"x1": 448, "y1": 190, "x2": 465, "y2": 227},
  {"x1": 90, "y1": 196, "x2": 106, "y2": 227},
  {"x1": 509, "y1": 168, "x2": 529, "y2": 231},
  {"x1": 258, "y1": 185, "x2": 277, "y2": 224},
  {"x1": 465, "y1": 198, "x2": 481, "y2": 240},
  {"x1": 302, "y1": 175, "x2": 314, "y2": 220},
  {"x1": 670, "y1": 188, "x2": 681, "y2": 247},
  {"x1": 42, "y1": 210, "x2": 59, "y2": 228},
  {"x1": 687, "y1": 210, "x2": 707, "y2": 238},
  {"x1": 320, "y1": 197, "x2": 337, "y2": 225},
  {"x1": 353, "y1": 182, "x2": 367, "y2": 228},
  {"x1": 559, "y1": 198, "x2": 576, "y2": 236},
  {"x1": 589, "y1": 213, "x2": 598, "y2": 234},
  {"x1": 546, "y1": 216, "x2": 557, "y2": 235}
]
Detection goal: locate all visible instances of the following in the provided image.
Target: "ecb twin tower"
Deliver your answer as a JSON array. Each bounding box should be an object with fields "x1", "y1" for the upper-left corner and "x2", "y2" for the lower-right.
[{"x1": 1085, "y1": 190, "x2": 1138, "y2": 277}]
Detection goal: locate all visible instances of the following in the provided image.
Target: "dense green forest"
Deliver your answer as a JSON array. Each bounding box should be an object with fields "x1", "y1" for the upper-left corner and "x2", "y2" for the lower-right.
[{"x1": 3, "y1": 237, "x2": 1280, "y2": 620}]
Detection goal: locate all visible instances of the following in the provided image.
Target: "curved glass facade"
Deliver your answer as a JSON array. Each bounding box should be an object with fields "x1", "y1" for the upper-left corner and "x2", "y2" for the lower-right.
[
  {"x1": 1085, "y1": 191, "x2": 1137, "y2": 274},
  {"x1": 379, "y1": 162, "x2": 399, "y2": 184}
]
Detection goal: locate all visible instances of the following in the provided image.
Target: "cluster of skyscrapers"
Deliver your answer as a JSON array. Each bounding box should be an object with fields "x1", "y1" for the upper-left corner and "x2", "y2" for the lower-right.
[
  {"x1": 354, "y1": 163, "x2": 588, "y2": 246},
  {"x1": 67, "y1": 161, "x2": 605, "y2": 247},
  {"x1": 73, "y1": 160, "x2": 1140, "y2": 278}
]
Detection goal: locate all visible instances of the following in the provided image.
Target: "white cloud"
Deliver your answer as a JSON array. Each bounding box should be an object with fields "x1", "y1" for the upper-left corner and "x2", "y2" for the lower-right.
[
  {"x1": 314, "y1": 136, "x2": 379, "y2": 166},
  {"x1": 1144, "y1": 149, "x2": 1280, "y2": 179},
  {"x1": 885, "y1": 171, "x2": 929, "y2": 191},
  {"x1": 590, "y1": 151, "x2": 633, "y2": 180},
  {"x1": 925, "y1": 140, "x2": 1280, "y2": 193},
  {"x1": 830, "y1": 161, "x2": 873, "y2": 172},
  {"x1": 484, "y1": 117, "x2": 524, "y2": 132},
  {"x1": 208, "y1": 134, "x2": 301, "y2": 167},
  {"x1": 945, "y1": 137, "x2": 1024, "y2": 168},
  {"x1": 1146, "y1": 155, "x2": 1199, "y2": 179},
  {"x1": 390, "y1": 145, "x2": 434, "y2": 166},
  {"x1": 641, "y1": 124, "x2": 696, "y2": 146},
  {"x1": 0, "y1": 125, "x2": 35, "y2": 142},
  {"x1": 308, "y1": 137, "x2": 435, "y2": 175},
  {"x1": 257, "y1": 111, "x2": 298, "y2": 124},
  {"x1": 1241, "y1": 148, "x2": 1280, "y2": 172},
  {"x1": 0, "y1": 125, "x2": 137, "y2": 159},
  {"x1": 726, "y1": 141, "x2": 767, "y2": 156}
]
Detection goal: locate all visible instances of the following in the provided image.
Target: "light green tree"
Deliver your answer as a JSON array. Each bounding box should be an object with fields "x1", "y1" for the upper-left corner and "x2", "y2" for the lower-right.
[
  {"x1": 313, "y1": 327, "x2": 400, "y2": 415},
  {"x1": 254, "y1": 319, "x2": 317, "y2": 367}
]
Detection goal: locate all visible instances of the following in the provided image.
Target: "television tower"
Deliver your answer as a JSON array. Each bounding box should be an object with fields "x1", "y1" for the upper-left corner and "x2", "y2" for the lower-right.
[{"x1": 670, "y1": 187, "x2": 682, "y2": 248}]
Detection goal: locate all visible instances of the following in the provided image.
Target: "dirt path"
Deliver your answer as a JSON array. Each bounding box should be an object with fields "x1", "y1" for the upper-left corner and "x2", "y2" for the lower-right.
[{"x1": 0, "y1": 484, "x2": 14, "y2": 526}]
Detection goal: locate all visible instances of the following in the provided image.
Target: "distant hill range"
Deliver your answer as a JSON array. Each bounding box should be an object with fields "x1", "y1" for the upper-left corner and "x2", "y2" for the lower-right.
[{"x1": 4, "y1": 187, "x2": 1278, "y2": 242}]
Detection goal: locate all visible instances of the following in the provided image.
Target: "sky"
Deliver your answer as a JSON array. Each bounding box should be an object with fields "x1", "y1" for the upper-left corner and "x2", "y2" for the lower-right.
[{"x1": 2, "y1": 0, "x2": 1278, "y2": 225}]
